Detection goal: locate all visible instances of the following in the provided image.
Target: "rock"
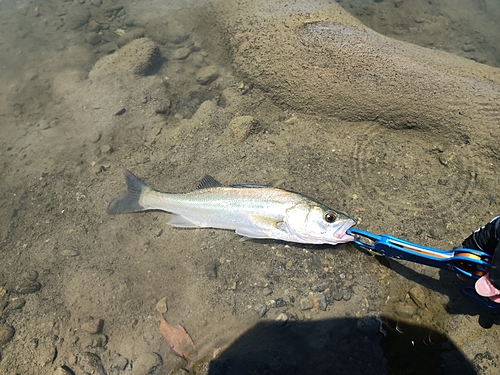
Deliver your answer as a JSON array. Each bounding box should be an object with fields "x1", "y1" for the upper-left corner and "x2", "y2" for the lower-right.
[
  {"x1": 275, "y1": 313, "x2": 288, "y2": 324},
  {"x1": 262, "y1": 287, "x2": 273, "y2": 296},
  {"x1": 253, "y1": 304, "x2": 268, "y2": 317},
  {"x1": 131, "y1": 352, "x2": 163, "y2": 375},
  {"x1": 86, "y1": 32, "x2": 102, "y2": 45},
  {"x1": 155, "y1": 297, "x2": 168, "y2": 314},
  {"x1": 196, "y1": 65, "x2": 219, "y2": 85},
  {"x1": 111, "y1": 355, "x2": 129, "y2": 371},
  {"x1": 66, "y1": 9, "x2": 91, "y2": 30},
  {"x1": 90, "y1": 334, "x2": 108, "y2": 348},
  {"x1": 5, "y1": 297, "x2": 26, "y2": 312},
  {"x1": 81, "y1": 317, "x2": 104, "y2": 334},
  {"x1": 395, "y1": 303, "x2": 416, "y2": 319},
  {"x1": 152, "y1": 99, "x2": 171, "y2": 114},
  {"x1": 173, "y1": 47, "x2": 191, "y2": 60},
  {"x1": 299, "y1": 297, "x2": 314, "y2": 311},
  {"x1": 265, "y1": 299, "x2": 277, "y2": 308},
  {"x1": 275, "y1": 298, "x2": 286, "y2": 308},
  {"x1": 88, "y1": 21, "x2": 101, "y2": 33},
  {"x1": 317, "y1": 294, "x2": 327, "y2": 311},
  {"x1": 221, "y1": 116, "x2": 259, "y2": 144},
  {"x1": 408, "y1": 285, "x2": 427, "y2": 309},
  {"x1": 0, "y1": 323, "x2": 15, "y2": 345},
  {"x1": 100, "y1": 144, "x2": 113, "y2": 155},
  {"x1": 204, "y1": 261, "x2": 218, "y2": 278},
  {"x1": 462, "y1": 44, "x2": 475, "y2": 52},
  {"x1": 53, "y1": 366, "x2": 75, "y2": 375},
  {"x1": 342, "y1": 286, "x2": 353, "y2": 301},
  {"x1": 77, "y1": 352, "x2": 106, "y2": 375},
  {"x1": 90, "y1": 38, "x2": 161, "y2": 78},
  {"x1": 10, "y1": 278, "x2": 41, "y2": 294}
]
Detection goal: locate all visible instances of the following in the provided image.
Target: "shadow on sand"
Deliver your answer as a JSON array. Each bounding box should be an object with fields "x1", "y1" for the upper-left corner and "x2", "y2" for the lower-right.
[{"x1": 208, "y1": 316, "x2": 476, "y2": 375}]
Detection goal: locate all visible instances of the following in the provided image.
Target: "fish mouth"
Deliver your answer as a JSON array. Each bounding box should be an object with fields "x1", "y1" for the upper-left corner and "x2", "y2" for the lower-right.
[{"x1": 334, "y1": 220, "x2": 357, "y2": 242}]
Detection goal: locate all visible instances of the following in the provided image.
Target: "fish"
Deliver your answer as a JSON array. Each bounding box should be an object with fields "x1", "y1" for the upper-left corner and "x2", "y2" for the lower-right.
[{"x1": 107, "y1": 169, "x2": 356, "y2": 245}]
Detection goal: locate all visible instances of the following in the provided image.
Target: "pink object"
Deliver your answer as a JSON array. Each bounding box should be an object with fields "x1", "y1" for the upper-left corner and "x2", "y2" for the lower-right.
[{"x1": 475, "y1": 274, "x2": 500, "y2": 303}]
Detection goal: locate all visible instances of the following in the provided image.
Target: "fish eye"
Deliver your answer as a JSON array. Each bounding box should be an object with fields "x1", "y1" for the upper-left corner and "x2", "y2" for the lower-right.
[{"x1": 324, "y1": 211, "x2": 337, "y2": 223}]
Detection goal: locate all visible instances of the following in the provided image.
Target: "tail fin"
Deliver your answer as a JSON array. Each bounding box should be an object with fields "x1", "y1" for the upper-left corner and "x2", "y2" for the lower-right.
[{"x1": 107, "y1": 170, "x2": 150, "y2": 214}]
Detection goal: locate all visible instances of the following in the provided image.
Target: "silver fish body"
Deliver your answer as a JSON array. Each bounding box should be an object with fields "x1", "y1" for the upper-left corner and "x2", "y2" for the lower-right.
[{"x1": 108, "y1": 170, "x2": 356, "y2": 245}]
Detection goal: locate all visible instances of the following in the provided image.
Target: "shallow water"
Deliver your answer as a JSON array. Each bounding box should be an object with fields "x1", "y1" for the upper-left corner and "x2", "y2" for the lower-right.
[{"x1": 0, "y1": 1, "x2": 499, "y2": 374}]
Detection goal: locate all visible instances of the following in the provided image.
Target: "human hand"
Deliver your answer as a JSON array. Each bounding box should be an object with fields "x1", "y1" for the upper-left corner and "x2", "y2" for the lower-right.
[
  {"x1": 462, "y1": 216, "x2": 500, "y2": 302},
  {"x1": 475, "y1": 274, "x2": 500, "y2": 303}
]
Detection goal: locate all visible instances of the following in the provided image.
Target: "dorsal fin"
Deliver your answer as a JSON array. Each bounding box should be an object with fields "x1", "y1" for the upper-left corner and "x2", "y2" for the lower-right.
[{"x1": 197, "y1": 175, "x2": 223, "y2": 189}]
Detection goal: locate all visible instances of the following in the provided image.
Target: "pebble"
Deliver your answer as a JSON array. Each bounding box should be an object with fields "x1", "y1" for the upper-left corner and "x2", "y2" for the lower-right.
[
  {"x1": 221, "y1": 116, "x2": 259, "y2": 144},
  {"x1": 462, "y1": 44, "x2": 475, "y2": 52},
  {"x1": 330, "y1": 284, "x2": 343, "y2": 301},
  {"x1": 77, "y1": 352, "x2": 106, "y2": 375},
  {"x1": 395, "y1": 303, "x2": 416, "y2": 318},
  {"x1": 131, "y1": 352, "x2": 162, "y2": 375},
  {"x1": 0, "y1": 323, "x2": 15, "y2": 345},
  {"x1": 253, "y1": 304, "x2": 268, "y2": 317},
  {"x1": 265, "y1": 299, "x2": 276, "y2": 308},
  {"x1": 53, "y1": 366, "x2": 74, "y2": 375},
  {"x1": 100, "y1": 144, "x2": 113, "y2": 155},
  {"x1": 196, "y1": 65, "x2": 219, "y2": 85},
  {"x1": 65, "y1": 9, "x2": 91, "y2": 30},
  {"x1": 262, "y1": 287, "x2": 273, "y2": 296},
  {"x1": 275, "y1": 298, "x2": 286, "y2": 308},
  {"x1": 111, "y1": 355, "x2": 129, "y2": 371},
  {"x1": 299, "y1": 297, "x2": 314, "y2": 311},
  {"x1": 409, "y1": 285, "x2": 427, "y2": 309},
  {"x1": 317, "y1": 294, "x2": 327, "y2": 311},
  {"x1": 5, "y1": 297, "x2": 26, "y2": 312},
  {"x1": 173, "y1": 47, "x2": 191, "y2": 60},
  {"x1": 81, "y1": 317, "x2": 104, "y2": 334},
  {"x1": 155, "y1": 297, "x2": 168, "y2": 314},
  {"x1": 153, "y1": 99, "x2": 171, "y2": 114},
  {"x1": 275, "y1": 313, "x2": 288, "y2": 324},
  {"x1": 90, "y1": 334, "x2": 108, "y2": 348},
  {"x1": 204, "y1": 261, "x2": 218, "y2": 279},
  {"x1": 114, "y1": 108, "x2": 126, "y2": 116},
  {"x1": 86, "y1": 32, "x2": 102, "y2": 45},
  {"x1": 10, "y1": 278, "x2": 41, "y2": 294},
  {"x1": 342, "y1": 287, "x2": 353, "y2": 301}
]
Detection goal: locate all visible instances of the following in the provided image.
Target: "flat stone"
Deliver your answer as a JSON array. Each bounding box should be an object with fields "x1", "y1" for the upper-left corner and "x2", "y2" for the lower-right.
[
  {"x1": 275, "y1": 313, "x2": 288, "y2": 324},
  {"x1": 409, "y1": 285, "x2": 427, "y2": 309},
  {"x1": 10, "y1": 278, "x2": 41, "y2": 294},
  {"x1": 196, "y1": 65, "x2": 219, "y2": 85},
  {"x1": 53, "y1": 366, "x2": 74, "y2": 375},
  {"x1": 299, "y1": 297, "x2": 314, "y2": 311},
  {"x1": 262, "y1": 287, "x2": 273, "y2": 296},
  {"x1": 77, "y1": 352, "x2": 106, "y2": 375},
  {"x1": 221, "y1": 116, "x2": 259, "y2": 144},
  {"x1": 395, "y1": 303, "x2": 416, "y2": 319},
  {"x1": 155, "y1": 297, "x2": 168, "y2": 314},
  {"x1": 0, "y1": 323, "x2": 15, "y2": 345},
  {"x1": 253, "y1": 304, "x2": 268, "y2": 317},
  {"x1": 317, "y1": 294, "x2": 327, "y2": 311},
  {"x1": 81, "y1": 317, "x2": 104, "y2": 334},
  {"x1": 173, "y1": 47, "x2": 191, "y2": 60},
  {"x1": 131, "y1": 352, "x2": 162, "y2": 375},
  {"x1": 86, "y1": 32, "x2": 102, "y2": 45}
]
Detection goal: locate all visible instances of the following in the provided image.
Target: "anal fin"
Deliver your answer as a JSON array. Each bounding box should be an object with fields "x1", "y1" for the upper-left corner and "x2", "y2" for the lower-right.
[{"x1": 168, "y1": 215, "x2": 199, "y2": 228}]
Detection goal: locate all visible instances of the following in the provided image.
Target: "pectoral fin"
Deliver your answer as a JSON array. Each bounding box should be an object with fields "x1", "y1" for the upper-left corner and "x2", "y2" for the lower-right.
[{"x1": 235, "y1": 215, "x2": 284, "y2": 239}]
